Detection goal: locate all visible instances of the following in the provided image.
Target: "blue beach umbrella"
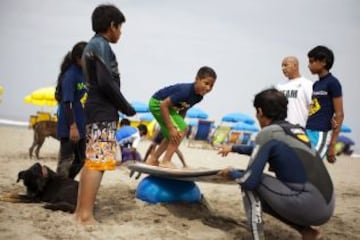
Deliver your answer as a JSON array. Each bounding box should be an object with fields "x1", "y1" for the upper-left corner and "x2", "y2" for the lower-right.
[
  {"x1": 221, "y1": 112, "x2": 255, "y2": 125},
  {"x1": 140, "y1": 113, "x2": 155, "y2": 122},
  {"x1": 231, "y1": 122, "x2": 259, "y2": 132},
  {"x1": 186, "y1": 107, "x2": 209, "y2": 119},
  {"x1": 340, "y1": 124, "x2": 352, "y2": 133},
  {"x1": 131, "y1": 101, "x2": 149, "y2": 113},
  {"x1": 186, "y1": 118, "x2": 199, "y2": 127}
]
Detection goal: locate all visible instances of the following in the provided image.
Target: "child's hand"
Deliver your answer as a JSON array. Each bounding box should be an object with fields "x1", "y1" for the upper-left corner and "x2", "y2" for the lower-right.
[
  {"x1": 327, "y1": 146, "x2": 337, "y2": 163},
  {"x1": 217, "y1": 167, "x2": 233, "y2": 179},
  {"x1": 70, "y1": 125, "x2": 80, "y2": 142},
  {"x1": 218, "y1": 145, "x2": 232, "y2": 157},
  {"x1": 331, "y1": 118, "x2": 339, "y2": 129},
  {"x1": 169, "y1": 128, "x2": 181, "y2": 144}
]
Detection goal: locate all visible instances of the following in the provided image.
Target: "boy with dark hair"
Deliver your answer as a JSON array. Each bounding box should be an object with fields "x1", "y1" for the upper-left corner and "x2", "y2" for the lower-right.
[
  {"x1": 74, "y1": 4, "x2": 136, "y2": 225},
  {"x1": 218, "y1": 88, "x2": 335, "y2": 240},
  {"x1": 306, "y1": 45, "x2": 344, "y2": 163},
  {"x1": 146, "y1": 66, "x2": 216, "y2": 168}
]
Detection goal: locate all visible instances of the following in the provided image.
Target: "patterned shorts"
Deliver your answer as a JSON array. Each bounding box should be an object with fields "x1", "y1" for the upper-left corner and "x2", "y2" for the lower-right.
[{"x1": 85, "y1": 121, "x2": 117, "y2": 171}]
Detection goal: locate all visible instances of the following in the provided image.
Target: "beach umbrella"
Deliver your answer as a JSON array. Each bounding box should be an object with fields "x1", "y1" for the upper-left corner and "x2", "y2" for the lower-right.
[
  {"x1": 221, "y1": 112, "x2": 255, "y2": 125},
  {"x1": 340, "y1": 124, "x2": 352, "y2": 133},
  {"x1": 24, "y1": 86, "x2": 87, "y2": 107},
  {"x1": 140, "y1": 113, "x2": 154, "y2": 122},
  {"x1": 186, "y1": 107, "x2": 209, "y2": 119},
  {"x1": 131, "y1": 101, "x2": 149, "y2": 113},
  {"x1": 231, "y1": 121, "x2": 259, "y2": 132},
  {"x1": 186, "y1": 118, "x2": 199, "y2": 127},
  {"x1": 24, "y1": 86, "x2": 58, "y2": 107},
  {"x1": 337, "y1": 135, "x2": 355, "y2": 145}
]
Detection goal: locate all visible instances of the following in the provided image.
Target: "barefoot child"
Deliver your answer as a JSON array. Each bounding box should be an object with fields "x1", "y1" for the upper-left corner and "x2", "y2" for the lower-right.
[
  {"x1": 143, "y1": 131, "x2": 187, "y2": 168},
  {"x1": 146, "y1": 66, "x2": 216, "y2": 168},
  {"x1": 74, "y1": 4, "x2": 136, "y2": 225}
]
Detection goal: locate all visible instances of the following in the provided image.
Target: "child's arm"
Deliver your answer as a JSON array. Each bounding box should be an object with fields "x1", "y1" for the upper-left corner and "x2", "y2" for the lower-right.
[
  {"x1": 87, "y1": 53, "x2": 136, "y2": 116},
  {"x1": 327, "y1": 96, "x2": 344, "y2": 163}
]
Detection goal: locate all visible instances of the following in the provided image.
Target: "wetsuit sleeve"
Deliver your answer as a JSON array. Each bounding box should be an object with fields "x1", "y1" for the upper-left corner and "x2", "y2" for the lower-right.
[
  {"x1": 232, "y1": 141, "x2": 275, "y2": 190},
  {"x1": 231, "y1": 145, "x2": 254, "y2": 155},
  {"x1": 86, "y1": 53, "x2": 136, "y2": 116}
]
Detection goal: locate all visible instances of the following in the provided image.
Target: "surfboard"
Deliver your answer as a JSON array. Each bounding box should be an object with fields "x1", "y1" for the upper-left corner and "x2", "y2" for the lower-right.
[{"x1": 127, "y1": 162, "x2": 238, "y2": 184}]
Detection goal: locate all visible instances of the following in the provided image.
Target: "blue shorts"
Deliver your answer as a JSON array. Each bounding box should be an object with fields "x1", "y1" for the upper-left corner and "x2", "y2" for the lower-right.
[{"x1": 306, "y1": 129, "x2": 331, "y2": 159}]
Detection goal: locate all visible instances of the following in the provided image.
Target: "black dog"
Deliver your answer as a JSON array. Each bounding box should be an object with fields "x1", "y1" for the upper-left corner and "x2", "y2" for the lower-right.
[{"x1": 15, "y1": 163, "x2": 78, "y2": 213}]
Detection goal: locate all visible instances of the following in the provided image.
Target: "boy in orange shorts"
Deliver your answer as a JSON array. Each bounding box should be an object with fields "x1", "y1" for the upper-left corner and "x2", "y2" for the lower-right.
[{"x1": 74, "y1": 4, "x2": 135, "y2": 225}]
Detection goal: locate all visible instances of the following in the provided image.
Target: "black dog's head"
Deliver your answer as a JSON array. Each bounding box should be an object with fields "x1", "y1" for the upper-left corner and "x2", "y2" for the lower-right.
[{"x1": 17, "y1": 163, "x2": 54, "y2": 198}]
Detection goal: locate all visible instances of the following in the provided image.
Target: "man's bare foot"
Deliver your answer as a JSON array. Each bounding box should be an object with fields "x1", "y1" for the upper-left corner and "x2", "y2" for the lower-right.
[
  {"x1": 159, "y1": 161, "x2": 176, "y2": 168},
  {"x1": 300, "y1": 226, "x2": 321, "y2": 240}
]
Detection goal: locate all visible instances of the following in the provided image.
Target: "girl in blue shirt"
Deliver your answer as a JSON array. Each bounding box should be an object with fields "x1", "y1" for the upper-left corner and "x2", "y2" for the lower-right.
[{"x1": 56, "y1": 41, "x2": 87, "y2": 179}]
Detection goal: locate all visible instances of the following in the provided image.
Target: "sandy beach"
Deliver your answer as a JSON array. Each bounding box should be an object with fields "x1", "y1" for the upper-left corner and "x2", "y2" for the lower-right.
[{"x1": 0, "y1": 125, "x2": 359, "y2": 240}]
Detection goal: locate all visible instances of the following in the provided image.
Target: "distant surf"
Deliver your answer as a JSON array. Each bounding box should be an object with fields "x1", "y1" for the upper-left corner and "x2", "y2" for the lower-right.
[{"x1": 0, "y1": 118, "x2": 29, "y2": 127}]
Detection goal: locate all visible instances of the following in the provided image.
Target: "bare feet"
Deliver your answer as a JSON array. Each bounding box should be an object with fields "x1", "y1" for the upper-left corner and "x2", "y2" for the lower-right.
[
  {"x1": 145, "y1": 157, "x2": 159, "y2": 166},
  {"x1": 159, "y1": 161, "x2": 176, "y2": 168},
  {"x1": 74, "y1": 213, "x2": 98, "y2": 226},
  {"x1": 300, "y1": 226, "x2": 321, "y2": 240}
]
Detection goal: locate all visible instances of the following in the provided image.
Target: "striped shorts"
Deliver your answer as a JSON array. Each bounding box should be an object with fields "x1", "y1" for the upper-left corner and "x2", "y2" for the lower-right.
[{"x1": 306, "y1": 129, "x2": 331, "y2": 159}]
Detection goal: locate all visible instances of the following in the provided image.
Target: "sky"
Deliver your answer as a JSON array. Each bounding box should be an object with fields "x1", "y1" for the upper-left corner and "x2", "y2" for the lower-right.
[{"x1": 0, "y1": 0, "x2": 359, "y2": 151}]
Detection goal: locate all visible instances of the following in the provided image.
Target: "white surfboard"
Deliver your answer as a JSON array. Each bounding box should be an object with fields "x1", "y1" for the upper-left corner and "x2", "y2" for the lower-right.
[{"x1": 127, "y1": 162, "x2": 239, "y2": 184}]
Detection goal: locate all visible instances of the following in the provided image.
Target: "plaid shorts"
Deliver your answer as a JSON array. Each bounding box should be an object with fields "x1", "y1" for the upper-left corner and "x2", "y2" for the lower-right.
[{"x1": 85, "y1": 121, "x2": 117, "y2": 171}]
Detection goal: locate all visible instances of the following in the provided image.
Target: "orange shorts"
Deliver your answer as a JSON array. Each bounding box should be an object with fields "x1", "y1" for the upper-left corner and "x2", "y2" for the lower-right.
[{"x1": 85, "y1": 121, "x2": 117, "y2": 171}]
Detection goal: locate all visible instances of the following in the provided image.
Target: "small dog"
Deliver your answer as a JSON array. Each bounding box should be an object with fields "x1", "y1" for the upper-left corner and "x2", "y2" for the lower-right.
[{"x1": 10, "y1": 163, "x2": 78, "y2": 213}]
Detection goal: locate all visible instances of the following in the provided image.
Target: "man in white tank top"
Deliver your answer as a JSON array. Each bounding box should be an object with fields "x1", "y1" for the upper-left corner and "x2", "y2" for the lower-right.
[{"x1": 276, "y1": 56, "x2": 313, "y2": 127}]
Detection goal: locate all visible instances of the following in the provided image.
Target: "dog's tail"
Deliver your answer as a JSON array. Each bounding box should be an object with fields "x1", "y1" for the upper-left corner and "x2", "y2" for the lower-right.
[{"x1": 43, "y1": 202, "x2": 76, "y2": 213}]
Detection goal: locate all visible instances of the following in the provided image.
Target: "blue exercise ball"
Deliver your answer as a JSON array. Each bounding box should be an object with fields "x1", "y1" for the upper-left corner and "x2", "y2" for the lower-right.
[{"x1": 136, "y1": 176, "x2": 201, "y2": 204}]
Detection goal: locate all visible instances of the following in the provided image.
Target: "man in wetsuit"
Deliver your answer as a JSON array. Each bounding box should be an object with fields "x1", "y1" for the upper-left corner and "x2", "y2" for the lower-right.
[{"x1": 218, "y1": 88, "x2": 335, "y2": 240}]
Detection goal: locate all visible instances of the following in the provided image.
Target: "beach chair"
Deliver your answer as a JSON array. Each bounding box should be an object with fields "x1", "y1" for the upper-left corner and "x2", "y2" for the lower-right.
[
  {"x1": 210, "y1": 125, "x2": 231, "y2": 148},
  {"x1": 228, "y1": 130, "x2": 242, "y2": 144},
  {"x1": 187, "y1": 119, "x2": 214, "y2": 149}
]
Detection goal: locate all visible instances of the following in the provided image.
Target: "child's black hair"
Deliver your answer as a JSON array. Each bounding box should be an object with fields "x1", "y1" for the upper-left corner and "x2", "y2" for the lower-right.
[
  {"x1": 120, "y1": 118, "x2": 130, "y2": 127},
  {"x1": 196, "y1": 66, "x2": 217, "y2": 80},
  {"x1": 308, "y1": 45, "x2": 334, "y2": 70},
  {"x1": 55, "y1": 41, "x2": 87, "y2": 102},
  {"x1": 137, "y1": 124, "x2": 148, "y2": 136},
  {"x1": 91, "y1": 4, "x2": 126, "y2": 33}
]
